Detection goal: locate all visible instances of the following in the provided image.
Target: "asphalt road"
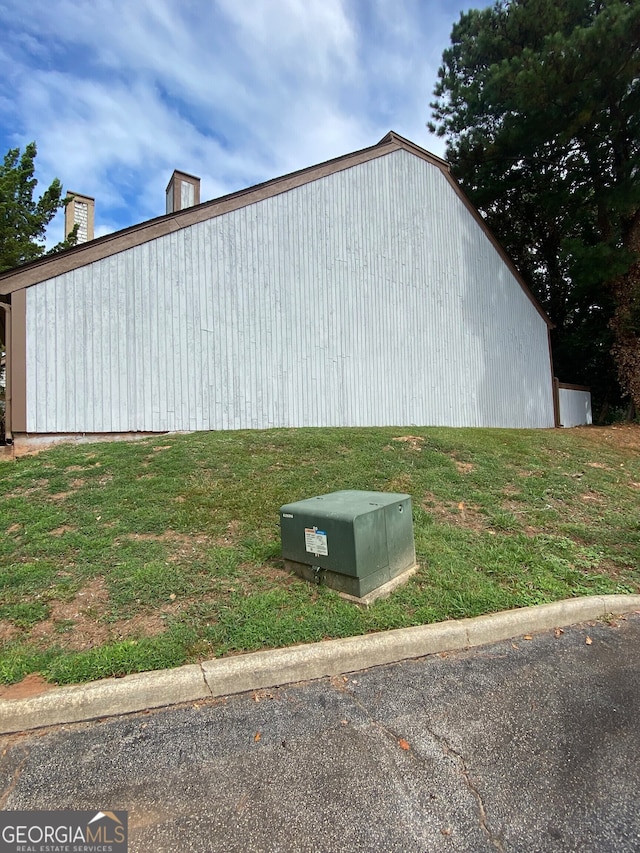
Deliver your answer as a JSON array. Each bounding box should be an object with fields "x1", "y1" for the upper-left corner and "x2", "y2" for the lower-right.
[{"x1": 1, "y1": 614, "x2": 639, "y2": 852}]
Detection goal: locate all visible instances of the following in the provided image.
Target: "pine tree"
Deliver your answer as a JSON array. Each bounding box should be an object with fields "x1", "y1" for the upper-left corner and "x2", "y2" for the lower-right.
[
  {"x1": 430, "y1": 0, "x2": 640, "y2": 417},
  {"x1": 0, "y1": 141, "x2": 77, "y2": 273}
]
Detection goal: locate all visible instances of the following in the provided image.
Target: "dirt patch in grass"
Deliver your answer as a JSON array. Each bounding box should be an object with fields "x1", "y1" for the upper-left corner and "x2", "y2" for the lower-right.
[
  {"x1": 0, "y1": 620, "x2": 20, "y2": 643},
  {"x1": 454, "y1": 461, "x2": 475, "y2": 474},
  {"x1": 116, "y1": 530, "x2": 214, "y2": 562},
  {"x1": 582, "y1": 558, "x2": 638, "y2": 585},
  {"x1": 5, "y1": 479, "x2": 49, "y2": 499},
  {"x1": 213, "y1": 520, "x2": 242, "y2": 547},
  {"x1": 570, "y1": 424, "x2": 640, "y2": 451},
  {"x1": 579, "y1": 491, "x2": 605, "y2": 504},
  {"x1": 27, "y1": 576, "x2": 174, "y2": 652},
  {"x1": 50, "y1": 525, "x2": 77, "y2": 536},
  {"x1": 141, "y1": 446, "x2": 173, "y2": 464},
  {"x1": 502, "y1": 485, "x2": 521, "y2": 497},
  {"x1": 121, "y1": 531, "x2": 210, "y2": 545},
  {"x1": 250, "y1": 559, "x2": 298, "y2": 586},
  {"x1": 422, "y1": 493, "x2": 488, "y2": 532},
  {"x1": 29, "y1": 577, "x2": 110, "y2": 650},
  {"x1": 393, "y1": 435, "x2": 425, "y2": 450},
  {"x1": 0, "y1": 673, "x2": 54, "y2": 701},
  {"x1": 454, "y1": 501, "x2": 489, "y2": 533}
]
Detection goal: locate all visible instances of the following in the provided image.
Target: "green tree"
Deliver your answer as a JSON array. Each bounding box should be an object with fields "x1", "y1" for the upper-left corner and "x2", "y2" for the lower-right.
[
  {"x1": 429, "y1": 0, "x2": 640, "y2": 418},
  {"x1": 0, "y1": 142, "x2": 78, "y2": 439},
  {"x1": 0, "y1": 141, "x2": 77, "y2": 273}
]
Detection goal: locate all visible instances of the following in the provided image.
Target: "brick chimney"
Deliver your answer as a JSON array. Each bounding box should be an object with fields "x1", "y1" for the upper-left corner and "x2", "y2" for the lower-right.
[
  {"x1": 166, "y1": 170, "x2": 200, "y2": 213},
  {"x1": 65, "y1": 193, "x2": 95, "y2": 243}
]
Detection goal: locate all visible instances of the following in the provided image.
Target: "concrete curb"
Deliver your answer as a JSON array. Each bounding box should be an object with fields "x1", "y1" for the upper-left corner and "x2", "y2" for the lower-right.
[{"x1": 2, "y1": 594, "x2": 639, "y2": 735}]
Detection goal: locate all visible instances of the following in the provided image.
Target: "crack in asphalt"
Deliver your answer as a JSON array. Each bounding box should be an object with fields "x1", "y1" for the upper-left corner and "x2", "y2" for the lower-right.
[
  {"x1": 424, "y1": 723, "x2": 505, "y2": 853},
  {"x1": 334, "y1": 678, "x2": 506, "y2": 850},
  {"x1": 331, "y1": 679, "x2": 409, "y2": 747},
  {"x1": 332, "y1": 679, "x2": 488, "y2": 848}
]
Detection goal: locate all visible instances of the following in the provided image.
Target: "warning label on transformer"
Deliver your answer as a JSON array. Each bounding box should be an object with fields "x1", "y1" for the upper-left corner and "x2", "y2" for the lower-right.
[{"x1": 305, "y1": 527, "x2": 328, "y2": 556}]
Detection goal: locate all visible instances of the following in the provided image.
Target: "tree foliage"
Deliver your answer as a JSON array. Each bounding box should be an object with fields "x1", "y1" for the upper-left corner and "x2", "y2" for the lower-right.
[
  {"x1": 429, "y1": 0, "x2": 640, "y2": 417},
  {"x1": 0, "y1": 142, "x2": 78, "y2": 440},
  {"x1": 0, "y1": 142, "x2": 77, "y2": 274}
]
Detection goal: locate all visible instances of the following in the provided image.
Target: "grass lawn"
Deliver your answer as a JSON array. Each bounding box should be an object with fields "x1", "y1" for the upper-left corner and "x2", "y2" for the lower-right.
[{"x1": 1, "y1": 425, "x2": 639, "y2": 687}]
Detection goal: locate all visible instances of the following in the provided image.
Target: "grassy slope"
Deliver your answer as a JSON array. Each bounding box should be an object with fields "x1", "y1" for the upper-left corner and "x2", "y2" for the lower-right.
[{"x1": 1, "y1": 426, "x2": 638, "y2": 686}]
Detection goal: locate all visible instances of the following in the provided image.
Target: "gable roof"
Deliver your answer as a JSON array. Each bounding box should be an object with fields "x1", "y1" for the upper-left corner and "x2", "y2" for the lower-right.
[{"x1": 0, "y1": 131, "x2": 552, "y2": 327}]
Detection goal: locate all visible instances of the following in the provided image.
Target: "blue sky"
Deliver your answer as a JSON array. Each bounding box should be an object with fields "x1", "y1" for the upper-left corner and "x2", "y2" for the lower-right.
[{"x1": 0, "y1": 0, "x2": 483, "y2": 245}]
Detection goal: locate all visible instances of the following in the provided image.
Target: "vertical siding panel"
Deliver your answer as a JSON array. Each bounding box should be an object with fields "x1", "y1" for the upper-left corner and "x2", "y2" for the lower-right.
[
  {"x1": 205, "y1": 222, "x2": 212, "y2": 428},
  {"x1": 117, "y1": 253, "x2": 130, "y2": 430},
  {"x1": 75, "y1": 270, "x2": 86, "y2": 431},
  {"x1": 202, "y1": 222, "x2": 213, "y2": 431},
  {"x1": 143, "y1": 244, "x2": 154, "y2": 432},
  {"x1": 52, "y1": 277, "x2": 64, "y2": 429},
  {"x1": 209, "y1": 221, "x2": 221, "y2": 430},
  {"x1": 220, "y1": 216, "x2": 231, "y2": 430},
  {"x1": 122, "y1": 252, "x2": 135, "y2": 431},
  {"x1": 158, "y1": 238, "x2": 170, "y2": 432},
  {"x1": 195, "y1": 223, "x2": 205, "y2": 429},
  {"x1": 137, "y1": 246, "x2": 150, "y2": 431},
  {"x1": 167, "y1": 233, "x2": 178, "y2": 431},
  {"x1": 186, "y1": 226, "x2": 201, "y2": 431},
  {"x1": 172, "y1": 232, "x2": 184, "y2": 430},
  {"x1": 146, "y1": 242, "x2": 159, "y2": 430},
  {"x1": 211, "y1": 220, "x2": 220, "y2": 430},
  {"x1": 264, "y1": 197, "x2": 279, "y2": 428},
  {"x1": 26, "y1": 287, "x2": 39, "y2": 431},
  {"x1": 239, "y1": 206, "x2": 250, "y2": 429},
  {"x1": 96, "y1": 259, "x2": 107, "y2": 431},
  {"x1": 163, "y1": 233, "x2": 174, "y2": 431},
  {"x1": 252, "y1": 203, "x2": 261, "y2": 429}
]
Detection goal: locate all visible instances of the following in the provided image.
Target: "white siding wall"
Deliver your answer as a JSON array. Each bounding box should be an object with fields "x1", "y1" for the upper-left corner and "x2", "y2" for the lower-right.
[
  {"x1": 25, "y1": 149, "x2": 555, "y2": 433},
  {"x1": 558, "y1": 387, "x2": 592, "y2": 427}
]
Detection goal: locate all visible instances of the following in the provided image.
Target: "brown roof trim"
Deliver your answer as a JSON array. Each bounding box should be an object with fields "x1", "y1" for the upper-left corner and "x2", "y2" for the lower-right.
[
  {"x1": 0, "y1": 131, "x2": 553, "y2": 327},
  {"x1": 558, "y1": 382, "x2": 591, "y2": 392},
  {"x1": 378, "y1": 131, "x2": 451, "y2": 170}
]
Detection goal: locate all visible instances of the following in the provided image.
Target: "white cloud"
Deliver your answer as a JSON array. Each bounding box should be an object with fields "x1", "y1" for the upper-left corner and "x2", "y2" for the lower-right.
[{"x1": 0, "y1": 0, "x2": 482, "y2": 247}]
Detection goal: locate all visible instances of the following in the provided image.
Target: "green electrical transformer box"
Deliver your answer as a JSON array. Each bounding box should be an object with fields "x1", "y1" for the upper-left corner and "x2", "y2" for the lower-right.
[{"x1": 279, "y1": 490, "x2": 417, "y2": 600}]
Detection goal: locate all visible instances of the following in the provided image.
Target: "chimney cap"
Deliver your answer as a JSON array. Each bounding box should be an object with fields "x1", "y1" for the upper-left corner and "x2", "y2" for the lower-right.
[
  {"x1": 65, "y1": 191, "x2": 95, "y2": 202},
  {"x1": 165, "y1": 169, "x2": 200, "y2": 194}
]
